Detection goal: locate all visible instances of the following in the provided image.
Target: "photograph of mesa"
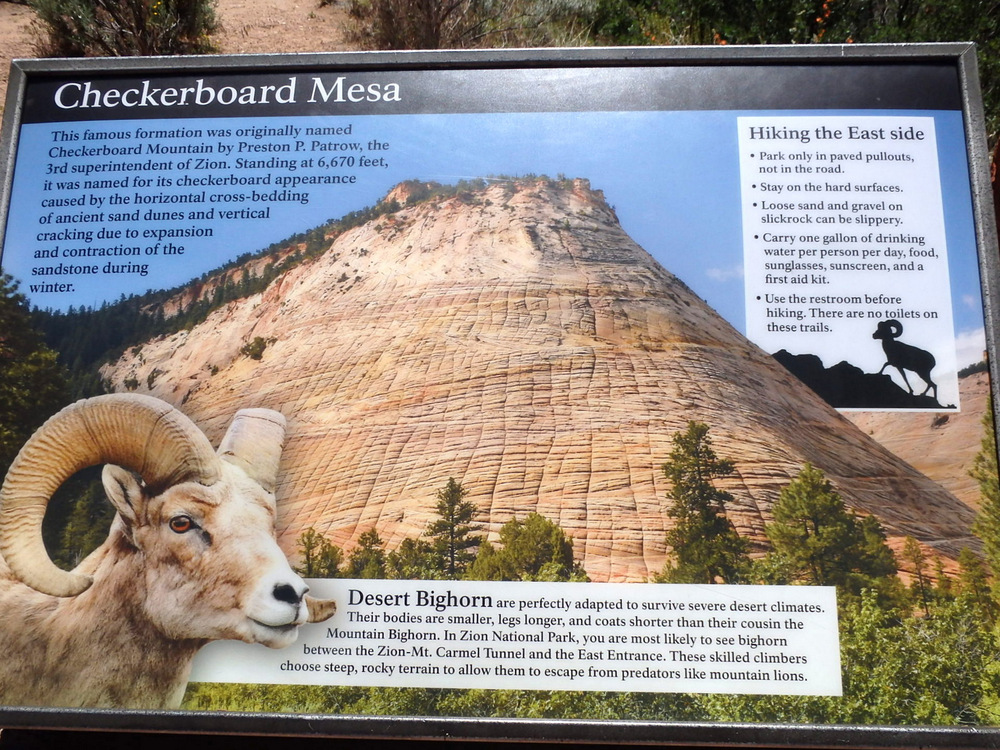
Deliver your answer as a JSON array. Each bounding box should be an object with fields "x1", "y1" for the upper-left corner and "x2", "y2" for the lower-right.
[{"x1": 47, "y1": 175, "x2": 974, "y2": 584}]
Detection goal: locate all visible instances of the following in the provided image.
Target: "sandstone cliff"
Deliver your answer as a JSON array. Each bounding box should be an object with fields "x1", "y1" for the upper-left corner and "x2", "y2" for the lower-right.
[
  {"x1": 847, "y1": 369, "x2": 990, "y2": 512},
  {"x1": 101, "y1": 178, "x2": 978, "y2": 581}
]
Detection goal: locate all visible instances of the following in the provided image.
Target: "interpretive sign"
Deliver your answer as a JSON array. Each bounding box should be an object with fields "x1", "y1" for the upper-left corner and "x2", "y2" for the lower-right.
[
  {"x1": 193, "y1": 581, "x2": 841, "y2": 695},
  {"x1": 0, "y1": 45, "x2": 998, "y2": 746},
  {"x1": 739, "y1": 115, "x2": 958, "y2": 407}
]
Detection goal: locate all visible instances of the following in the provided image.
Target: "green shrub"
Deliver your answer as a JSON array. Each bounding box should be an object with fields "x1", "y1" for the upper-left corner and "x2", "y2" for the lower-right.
[
  {"x1": 31, "y1": 0, "x2": 217, "y2": 56},
  {"x1": 344, "y1": 0, "x2": 592, "y2": 49},
  {"x1": 240, "y1": 336, "x2": 275, "y2": 361}
]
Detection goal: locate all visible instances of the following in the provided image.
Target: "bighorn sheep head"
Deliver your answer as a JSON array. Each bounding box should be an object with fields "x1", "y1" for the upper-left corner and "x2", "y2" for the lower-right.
[
  {"x1": 872, "y1": 319, "x2": 904, "y2": 341},
  {"x1": 0, "y1": 394, "x2": 335, "y2": 648}
]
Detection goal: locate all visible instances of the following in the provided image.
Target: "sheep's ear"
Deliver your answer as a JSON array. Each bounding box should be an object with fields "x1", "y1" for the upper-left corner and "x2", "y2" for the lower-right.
[{"x1": 102, "y1": 464, "x2": 142, "y2": 530}]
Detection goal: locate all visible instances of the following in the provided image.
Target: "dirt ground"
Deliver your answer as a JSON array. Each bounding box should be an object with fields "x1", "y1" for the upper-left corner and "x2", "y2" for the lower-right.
[
  {"x1": 0, "y1": 0, "x2": 352, "y2": 120},
  {"x1": 0, "y1": 2, "x2": 36, "y2": 119}
]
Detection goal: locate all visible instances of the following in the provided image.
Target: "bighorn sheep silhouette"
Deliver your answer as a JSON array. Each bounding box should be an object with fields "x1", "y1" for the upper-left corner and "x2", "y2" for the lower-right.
[{"x1": 872, "y1": 319, "x2": 937, "y2": 399}]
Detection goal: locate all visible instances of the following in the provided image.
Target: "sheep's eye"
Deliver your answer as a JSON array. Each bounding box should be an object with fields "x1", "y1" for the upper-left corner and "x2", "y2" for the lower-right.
[{"x1": 169, "y1": 515, "x2": 196, "y2": 533}]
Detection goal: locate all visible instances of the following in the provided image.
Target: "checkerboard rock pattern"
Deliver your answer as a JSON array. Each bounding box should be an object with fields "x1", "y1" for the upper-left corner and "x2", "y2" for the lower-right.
[{"x1": 102, "y1": 178, "x2": 974, "y2": 581}]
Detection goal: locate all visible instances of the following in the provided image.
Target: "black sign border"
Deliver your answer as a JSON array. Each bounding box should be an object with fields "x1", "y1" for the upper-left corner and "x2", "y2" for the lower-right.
[{"x1": 1, "y1": 43, "x2": 999, "y2": 746}]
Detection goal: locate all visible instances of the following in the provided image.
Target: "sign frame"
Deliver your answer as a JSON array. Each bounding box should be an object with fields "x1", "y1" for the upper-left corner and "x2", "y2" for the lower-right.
[{"x1": 1, "y1": 43, "x2": 999, "y2": 746}]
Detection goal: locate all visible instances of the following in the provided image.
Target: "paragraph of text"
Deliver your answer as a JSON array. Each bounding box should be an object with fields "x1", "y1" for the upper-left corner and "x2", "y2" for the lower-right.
[
  {"x1": 739, "y1": 115, "x2": 958, "y2": 408},
  {"x1": 192, "y1": 580, "x2": 841, "y2": 696}
]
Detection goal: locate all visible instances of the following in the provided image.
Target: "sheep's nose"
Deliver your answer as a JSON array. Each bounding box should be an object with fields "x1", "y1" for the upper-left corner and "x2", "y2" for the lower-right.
[{"x1": 273, "y1": 582, "x2": 304, "y2": 606}]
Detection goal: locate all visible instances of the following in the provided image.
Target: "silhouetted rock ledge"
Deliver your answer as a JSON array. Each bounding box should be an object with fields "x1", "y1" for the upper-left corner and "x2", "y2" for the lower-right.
[{"x1": 773, "y1": 350, "x2": 952, "y2": 410}]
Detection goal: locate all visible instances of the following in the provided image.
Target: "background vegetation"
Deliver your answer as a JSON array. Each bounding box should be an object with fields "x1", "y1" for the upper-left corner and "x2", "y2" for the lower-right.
[
  {"x1": 22, "y1": 0, "x2": 998, "y2": 148},
  {"x1": 0, "y1": 273, "x2": 68, "y2": 478},
  {"x1": 31, "y1": 0, "x2": 217, "y2": 54},
  {"x1": 337, "y1": 0, "x2": 999, "y2": 147}
]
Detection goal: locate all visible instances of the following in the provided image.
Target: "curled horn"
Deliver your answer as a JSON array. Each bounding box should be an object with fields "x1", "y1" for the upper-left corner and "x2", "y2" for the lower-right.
[
  {"x1": 305, "y1": 596, "x2": 337, "y2": 623},
  {"x1": 0, "y1": 394, "x2": 221, "y2": 597},
  {"x1": 216, "y1": 409, "x2": 337, "y2": 621},
  {"x1": 884, "y1": 319, "x2": 903, "y2": 338},
  {"x1": 216, "y1": 408, "x2": 286, "y2": 493}
]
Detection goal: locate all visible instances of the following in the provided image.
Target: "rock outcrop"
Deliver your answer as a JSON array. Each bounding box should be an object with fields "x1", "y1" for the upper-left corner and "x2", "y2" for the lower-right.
[
  {"x1": 101, "y1": 178, "x2": 978, "y2": 581},
  {"x1": 847, "y1": 369, "x2": 990, "y2": 512}
]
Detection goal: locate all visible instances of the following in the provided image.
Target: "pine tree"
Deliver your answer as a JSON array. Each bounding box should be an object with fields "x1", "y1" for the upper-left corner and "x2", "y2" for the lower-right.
[
  {"x1": 656, "y1": 422, "x2": 747, "y2": 584},
  {"x1": 0, "y1": 273, "x2": 69, "y2": 477},
  {"x1": 53, "y1": 474, "x2": 116, "y2": 568},
  {"x1": 426, "y1": 477, "x2": 482, "y2": 578},
  {"x1": 466, "y1": 512, "x2": 587, "y2": 581},
  {"x1": 294, "y1": 528, "x2": 344, "y2": 578},
  {"x1": 971, "y1": 395, "x2": 1000, "y2": 575},
  {"x1": 933, "y1": 557, "x2": 954, "y2": 601},
  {"x1": 957, "y1": 547, "x2": 998, "y2": 625},
  {"x1": 901, "y1": 535, "x2": 930, "y2": 616},
  {"x1": 765, "y1": 463, "x2": 896, "y2": 591},
  {"x1": 347, "y1": 529, "x2": 386, "y2": 578},
  {"x1": 386, "y1": 537, "x2": 439, "y2": 579}
]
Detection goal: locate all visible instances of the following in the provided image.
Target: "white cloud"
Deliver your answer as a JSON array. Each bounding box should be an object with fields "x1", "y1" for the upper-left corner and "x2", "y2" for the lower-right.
[
  {"x1": 706, "y1": 264, "x2": 744, "y2": 283},
  {"x1": 955, "y1": 326, "x2": 987, "y2": 370}
]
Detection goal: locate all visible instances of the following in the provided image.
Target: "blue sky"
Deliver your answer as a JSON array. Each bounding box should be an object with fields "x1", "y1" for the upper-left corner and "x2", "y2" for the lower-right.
[{"x1": 2, "y1": 108, "x2": 985, "y2": 366}]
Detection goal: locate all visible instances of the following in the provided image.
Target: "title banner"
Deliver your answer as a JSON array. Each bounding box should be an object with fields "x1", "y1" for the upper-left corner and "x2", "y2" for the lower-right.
[{"x1": 18, "y1": 63, "x2": 963, "y2": 122}]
